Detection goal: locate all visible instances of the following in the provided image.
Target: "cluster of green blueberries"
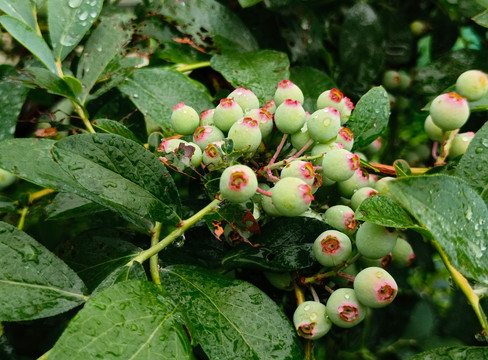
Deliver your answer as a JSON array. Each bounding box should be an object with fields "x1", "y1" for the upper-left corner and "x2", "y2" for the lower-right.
[{"x1": 159, "y1": 70, "x2": 487, "y2": 340}]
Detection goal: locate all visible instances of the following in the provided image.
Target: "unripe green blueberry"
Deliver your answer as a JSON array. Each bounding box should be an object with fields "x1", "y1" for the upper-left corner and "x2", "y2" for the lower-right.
[
  {"x1": 307, "y1": 107, "x2": 342, "y2": 143},
  {"x1": 354, "y1": 267, "x2": 398, "y2": 308},
  {"x1": 213, "y1": 98, "x2": 244, "y2": 132},
  {"x1": 228, "y1": 87, "x2": 259, "y2": 111},
  {"x1": 171, "y1": 103, "x2": 200, "y2": 135},
  {"x1": 335, "y1": 127, "x2": 354, "y2": 151},
  {"x1": 228, "y1": 117, "x2": 262, "y2": 152},
  {"x1": 323, "y1": 205, "x2": 358, "y2": 236},
  {"x1": 280, "y1": 160, "x2": 316, "y2": 187},
  {"x1": 274, "y1": 79, "x2": 304, "y2": 106},
  {"x1": 310, "y1": 141, "x2": 343, "y2": 165},
  {"x1": 398, "y1": 70, "x2": 411, "y2": 90},
  {"x1": 158, "y1": 138, "x2": 186, "y2": 153},
  {"x1": 316, "y1": 88, "x2": 343, "y2": 110},
  {"x1": 313, "y1": 230, "x2": 352, "y2": 267},
  {"x1": 424, "y1": 115, "x2": 444, "y2": 142},
  {"x1": 391, "y1": 237, "x2": 415, "y2": 267},
  {"x1": 260, "y1": 187, "x2": 283, "y2": 217},
  {"x1": 326, "y1": 288, "x2": 367, "y2": 328},
  {"x1": 410, "y1": 20, "x2": 428, "y2": 35},
  {"x1": 185, "y1": 141, "x2": 203, "y2": 167},
  {"x1": 429, "y1": 92, "x2": 470, "y2": 131},
  {"x1": 359, "y1": 253, "x2": 393, "y2": 269},
  {"x1": 338, "y1": 169, "x2": 370, "y2": 198},
  {"x1": 291, "y1": 123, "x2": 312, "y2": 151},
  {"x1": 264, "y1": 271, "x2": 293, "y2": 291},
  {"x1": 263, "y1": 99, "x2": 276, "y2": 114},
  {"x1": 448, "y1": 131, "x2": 475, "y2": 159},
  {"x1": 158, "y1": 138, "x2": 202, "y2": 167},
  {"x1": 193, "y1": 125, "x2": 225, "y2": 150},
  {"x1": 350, "y1": 186, "x2": 379, "y2": 211},
  {"x1": 199, "y1": 109, "x2": 215, "y2": 126},
  {"x1": 0, "y1": 168, "x2": 16, "y2": 190},
  {"x1": 364, "y1": 137, "x2": 382, "y2": 155},
  {"x1": 219, "y1": 164, "x2": 258, "y2": 203},
  {"x1": 338, "y1": 97, "x2": 354, "y2": 125},
  {"x1": 382, "y1": 70, "x2": 401, "y2": 90},
  {"x1": 293, "y1": 301, "x2": 332, "y2": 340},
  {"x1": 375, "y1": 176, "x2": 395, "y2": 195},
  {"x1": 355, "y1": 222, "x2": 398, "y2": 259},
  {"x1": 274, "y1": 99, "x2": 306, "y2": 134},
  {"x1": 322, "y1": 148, "x2": 360, "y2": 182},
  {"x1": 202, "y1": 141, "x2": 224, "y2": 170},
  {"x1": 245, "y1": 108, "x2": 274, "y2": 139},
  {"x1": 455, "y1": 70, "x2": 488, "y2": 101},
  {"x1": 272, "y1": 177, "x2": 314, "y2": 216}
]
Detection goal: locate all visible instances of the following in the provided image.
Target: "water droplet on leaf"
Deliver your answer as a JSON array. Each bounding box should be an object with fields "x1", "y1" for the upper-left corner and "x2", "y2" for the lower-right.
[{"x1": 68, "y1": 0, "x2": 83, "y2": 8}]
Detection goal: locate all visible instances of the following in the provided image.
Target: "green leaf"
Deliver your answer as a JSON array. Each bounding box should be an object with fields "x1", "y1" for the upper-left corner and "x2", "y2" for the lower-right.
[
  {"x1": 0, "y1": 0, "x2": 38, "y2": 30},
  {"x1": 91, "y1": 263, "x2": 146, "y2": 296},
  {"x1": 211, "y1": 50, "x2": 290, "y2": 104},
  {"x1": 455, "y1": 121, "x2": 488, "y2": 202},
  {"x1": 0, "y1": 138, "x2": 80, "y2": 192},
  {"x1": 222, "y1": 217, "x2": 331, "y2": 271},
  {"x1": 473, "y1": 9, "x2": 488, "y2": 28},
  {"x1": 338, "y1": 3, "x2": 385, "y2": 98},
  {"x1": 48, "y1": 0, "x2": 103, "y2": 61},
  {"x1": 387, "y1": 175, "x2": 488, "y2": 285},
  {"x1": 0, "y1": 65, "x2": 29, "y2": 142},
  {"x1": 290, "y1": 66, "x2": 336, "y2": 112},
  {"x1": 0, "y1": 15, "x2": 57, "y2": 73},
  {"x1": 118, "y1": 67, "x2": 213, "y2": 133},
  {"x1": 407, "y1": 346, "x2": 488, "y2": 360},
  {"x1": 160, "y1": 265, "x2": 305, "y2": 360},
  {"x1": 48, "y1": 280, "x2": 194, "y2": 360},
  {"x1": 45, "y1": 192, "x2": 106, "y2": 220},
  {"x1": 92, "y1": 119, "x2": 143, "y2": 144},
  {"x1": 0, "y1": 195, "x2": 17, "y2": 212},
  {"x1": 77, "y1": 14, "x2": 134, "y2": 104},
  {"x1": 52, "y1": 133, "x2": 181, "y2": 229},
  {"x1": 62, "y1": 75, "x2": 82, "y2": 100},
  {"x1": 23, "y1": 66, "x2": 76, "y2": 99},
  {"x1": 355, "y1": 195, "x2": 421, "y2": 229},
  {"x1": 238, "y1": 0, "x2": 263, "y2": 7},
  {"x1": 348, "y1": 86, "x2": 390, "y2": 151},
  {"x1": 0, "y1": 221, "x2": 87, "y2": 321},
  {"x1": 155, "y1": 0, "x2": 258, "y2": 53}
]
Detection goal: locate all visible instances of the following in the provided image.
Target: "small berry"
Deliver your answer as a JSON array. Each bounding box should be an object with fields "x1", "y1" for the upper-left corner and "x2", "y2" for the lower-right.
[
  {"x1": 313, "y1": 230, "x2": 352, "y2": 267},
  {"x1": 171, "y1": 103, "x2": 200, "y2": 135},
  {"x1": 382, "y1": 70, "x2": 401, "y2": 90},
  {"x1": 338, "y1": 97, "x2": 354, "y2": 125},
  {"x1": 375, "y1": 176, "x2": 395, "y2": 195},
  {"x1": 272, "y1": 177, "x2": 314, "y2": 216},
  {"x1": 158, "y1": 139, "x2": 202, "y2": 168},
  {"x1": 391, "y1": 237, "x2": 415, "y2": 267},
  {"x1": 213, "y1": 98, "x2": 244, "y2": 132},
  {"x1": 245, "y1": 108, "x2": 274, "y2": 139},
  {"x1": 321, "y1": 148, "x2": 360, "y2": 182},
  {"x1": 337, "y1": 169, "x2": 370, "y2": 198},
  {"x1": 448, "y1": 131, "x2": 475, "y2": 159},
  {"x1": 193, "y1": 125, "x2": 225, "y2": 150},
  {"x1": 263, "y1": 99, "x2": 276, "y2": 114},
  {"x1": 429, "y1": 92, "x2": 470, "y2": 131},
  {"x1": 293, "y1": 301, "x2": 332, "y2": 340},
  {"x1": 354, "y1": 267, "x2": 398, "y2": 308},
  {"x1": 455, "y1": 70, "x2": 488, "y2": 101},
  {"x1": 158, "y1": 138, "x2": 186, "y2": 153},
  {"x1": 200, "y1": 109, "x2": 215, "y2": 126},
  {"x1": 274, "y1": 99, "x2": 306, "y2": 134},
  {"x1": 326, "y1": 288, "x2": 367, "y2": 328},
  {"x1": 355, "y1": 222, "x2": 398, "y2": 259},
  {"x1": 260, "y1": 186, "x2": 283, "y2": 217},
  {"x1": 335, "y1": 127, "x2": 354, "y2": 151},
  {"x1": 323, "y1": 205, "x2": 358, "y2": 236},
  {"x1": 228, "y1": 88, "x2": 260, "y2": 111},
  {"x1": 424, "y1": 115, "x2": 444, "y2": 142},
  {"x1": 202, "y1": 141, "x2": 224, "y2": 169},
  {"x1": 264, "y1": 271, "x2": 293, "y2": 291},
  {"x1": 307, "y1": 107, "x2": 342, "y2": 143},
  {"x1": 291, "y1": 123, "x2": 312, "y2": 151},
  {"x1": 350, "y1": 186, "x2": 379, "y2": 211},
  {"x1": 0, "y1": 168, "x2": 16, "y2": 190},
  {"x1": 310, "y1": 141, "x2": 343, "y2": 165},
  {"x1": 274, "y1": 79, "x2": 304, "y2": 106},
  {"x1": 227, "y1": 117, "x2": 262, "y2": 152},
  {"x1": 398, "y1": 71, "x2": 411, "y2": 90},
  {"x1": 219, "y1": 164, "x2": 258, "y2": 203},
  {"x1": 280, "y1": 160, "x2": 316, "y2": 187},
  {"x1": 316, "y1": 88, "x2": 344, "y2": 109}
]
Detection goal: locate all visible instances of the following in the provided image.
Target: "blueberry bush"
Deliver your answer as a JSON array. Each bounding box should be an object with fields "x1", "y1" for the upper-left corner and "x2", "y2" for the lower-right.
[{"x1": 0, "y1": 1, "x2": 488, "y2": 359}]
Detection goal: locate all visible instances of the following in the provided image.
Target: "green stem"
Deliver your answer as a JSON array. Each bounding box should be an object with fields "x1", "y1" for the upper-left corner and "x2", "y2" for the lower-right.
[
  {"x1": 432, "y1": 240, "x2": 488, "y2": 339},
  {"x1": 17, "y1": 207, "x2": 28, "y2": 230},
  {"x1": 73, "y1": 103, "x2": 96, "y2": 134},
  {"x1": 128, "y1": 198, "x2": 222, "y2": 266},
  {"x1": 175, "y1": 61, "x2": 211, "y2": 73},
  {"x1": 260, "y1": 154, "x2": 324, "y2": 176},
  {"x1": 149, "y1": 222, "x2": 162, "y2": 285}
]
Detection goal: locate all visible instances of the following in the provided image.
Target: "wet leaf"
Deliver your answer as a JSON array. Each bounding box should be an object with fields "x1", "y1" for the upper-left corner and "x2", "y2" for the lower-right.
[
  {"x1": 92, "y1": 119, "x2": 143, "y2": 144},
  {"x1": 48, "y1": 281, "x2": 194, "y2": 360},
  {"x1": 0, "y1": 0, "x2": 38, "y2": 30},
  {"x1": 91, "y1": 262, "x2": 146, "y2": 296},
  {"x1": 387, "y1": 175, "x2": 488, "y2": 285},
  {"x1": 290, "y1": 66, "x2": 336, "y2": 112},
  {"x1": 0, "y1": 221, "x2": 87, "y2": 321},
  {"x1": 45, "y1": 192, "x2": 106, "y2": 220},
  {"x1": 407, "y1": 346, "x2": 488, "y2": 360},
  {"x1": 160, "y1": 265, "x2": 305, "y2": 360},
  {"x1": 222, "y1": 217, "x2": 331, "y2": 271},
  {"x1": 211, "y1": 50, "x2": 290, "y2": 104},
  {"x1": 52, "y1": 133, "x2": 181, "y2": 230}
]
